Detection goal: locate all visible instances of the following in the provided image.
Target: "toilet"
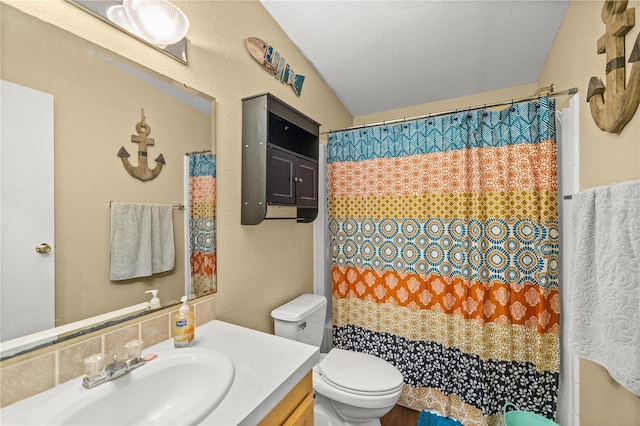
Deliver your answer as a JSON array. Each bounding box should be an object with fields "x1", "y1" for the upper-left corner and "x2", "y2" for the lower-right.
[{"x1": 271, "y1": 294, "x2": 404, "y2": 426}]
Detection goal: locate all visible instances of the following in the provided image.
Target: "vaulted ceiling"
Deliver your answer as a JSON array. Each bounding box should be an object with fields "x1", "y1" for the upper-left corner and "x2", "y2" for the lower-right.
[{"x1": 260, "y1": 0, "x2": 570, "y2": 116}]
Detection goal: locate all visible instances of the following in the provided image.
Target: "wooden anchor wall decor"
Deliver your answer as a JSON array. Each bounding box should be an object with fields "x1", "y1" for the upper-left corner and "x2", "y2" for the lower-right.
[
  {"x1": 117, "y1": 110, "x2": 165, "y2": 182},
  {"x1": 587, "y1": 0, "x2": 640, "y2": 134}
]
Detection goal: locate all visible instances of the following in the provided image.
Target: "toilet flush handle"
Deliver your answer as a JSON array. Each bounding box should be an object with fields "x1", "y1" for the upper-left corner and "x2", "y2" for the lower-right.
[{"x1": 297, "y1": 321, "x2": 307, "y2": 330}]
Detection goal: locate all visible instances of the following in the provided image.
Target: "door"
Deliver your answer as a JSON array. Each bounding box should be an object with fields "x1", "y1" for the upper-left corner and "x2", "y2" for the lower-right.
[{"x1": 1, "y1": 80, "x2": 55, "y2": 342}]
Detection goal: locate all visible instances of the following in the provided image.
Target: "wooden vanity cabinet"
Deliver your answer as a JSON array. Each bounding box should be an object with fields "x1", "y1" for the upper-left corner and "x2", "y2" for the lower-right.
[
  {"x1": 242, "y1": 93, "x2": 320, "y2": 225},
  {"x1": 258, "y1": 371, "x2": 314, "y2": 426}
]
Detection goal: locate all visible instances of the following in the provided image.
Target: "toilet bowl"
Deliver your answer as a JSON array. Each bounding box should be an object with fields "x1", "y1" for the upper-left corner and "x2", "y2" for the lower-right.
[
  {"x1": 271, "y1": 294, "x2": 404, "y2": 425},
  {"x1": 313, "y1": 348, "x2": 404, "y2": 425}
]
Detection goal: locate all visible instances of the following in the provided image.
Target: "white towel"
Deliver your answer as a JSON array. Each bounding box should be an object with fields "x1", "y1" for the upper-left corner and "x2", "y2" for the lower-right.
[
  {"x1": 569, "y1": 180, "x2": 640, "y2": 396},
  {"x1": 110, "y1": 202, "x2": 175, "y2": 280}
]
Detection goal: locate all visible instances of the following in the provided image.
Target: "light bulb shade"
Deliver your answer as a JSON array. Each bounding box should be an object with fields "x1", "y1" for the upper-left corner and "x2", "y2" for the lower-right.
[
  {"x1": 107, "y1": 6, "x2": 144, "y2": 38},
  {"x1": 122, "y1": 0, "x2": 189, "y2": 46}
]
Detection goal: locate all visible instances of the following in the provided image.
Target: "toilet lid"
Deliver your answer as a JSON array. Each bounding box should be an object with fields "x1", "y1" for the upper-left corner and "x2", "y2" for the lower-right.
[{"x1": 317, "y1": 349, "x2": 404, "y2": 394}]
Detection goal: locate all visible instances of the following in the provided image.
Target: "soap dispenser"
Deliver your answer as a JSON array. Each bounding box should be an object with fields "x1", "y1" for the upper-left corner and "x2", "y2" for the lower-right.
[
  {"x1": 145, "y1": 289, "x2": 161, "y2": 310},
  {"x1": 173, "y1": 296, "x2": 194, "y2": 348}
]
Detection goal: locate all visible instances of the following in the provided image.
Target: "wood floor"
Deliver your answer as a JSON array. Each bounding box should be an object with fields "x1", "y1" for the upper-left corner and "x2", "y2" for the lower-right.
[{"x1": 380, "y1": 404, "x2": 420, "y2": 426}]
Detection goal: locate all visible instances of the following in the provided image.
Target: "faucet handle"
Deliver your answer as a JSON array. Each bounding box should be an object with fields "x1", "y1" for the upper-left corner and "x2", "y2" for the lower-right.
[
  {"x1": 83, "y1": 353, "x2": 106, "y2": 378},
  {"x1": 124, "y1": 339, "x2": 144, "y2": 359}
]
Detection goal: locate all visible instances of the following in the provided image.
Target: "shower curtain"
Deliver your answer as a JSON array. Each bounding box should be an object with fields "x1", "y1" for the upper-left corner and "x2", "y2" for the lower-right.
[
  {"x1": 187, "y1": 153, "x2": 216, "y2": 296},
  {"x1": 327, "y1": 98, "x2": 559, "y2": 425}
]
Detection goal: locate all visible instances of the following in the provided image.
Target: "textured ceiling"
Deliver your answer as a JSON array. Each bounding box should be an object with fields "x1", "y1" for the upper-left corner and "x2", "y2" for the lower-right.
[{"x1": 260, "y1": 0, "x2": 570, "y2": 116}]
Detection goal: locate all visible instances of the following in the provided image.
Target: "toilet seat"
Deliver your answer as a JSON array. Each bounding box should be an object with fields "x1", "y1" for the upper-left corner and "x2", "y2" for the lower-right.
[
  {"x1": 313, "y1": 366, "x2": 403, "y2": 411},
  {"x1": 316, "y1": 349, "x2": 404, "y2": 396}
]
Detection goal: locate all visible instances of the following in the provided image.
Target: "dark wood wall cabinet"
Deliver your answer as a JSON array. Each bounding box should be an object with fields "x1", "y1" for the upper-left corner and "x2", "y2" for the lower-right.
[{"x1": 242, "y1": 93, "x2": 320, "y2": 225}]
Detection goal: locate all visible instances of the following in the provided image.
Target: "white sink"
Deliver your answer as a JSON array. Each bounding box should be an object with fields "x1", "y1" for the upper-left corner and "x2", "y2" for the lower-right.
[{"x1": 30, "y1": 347, "x2": 234, "y2": 425}]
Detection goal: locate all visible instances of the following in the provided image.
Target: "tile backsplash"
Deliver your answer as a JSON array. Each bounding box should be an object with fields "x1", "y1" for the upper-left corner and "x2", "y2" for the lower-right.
[{"x1": 0, "y1": 295, "x2": 215, "y2": 408}]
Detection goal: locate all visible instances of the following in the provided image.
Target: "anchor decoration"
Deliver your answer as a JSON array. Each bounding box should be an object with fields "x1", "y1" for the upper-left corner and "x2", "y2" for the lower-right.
[
  {"x1": 117, "y1": 110, "x2": 165, "y2": 182},
  {"x1": 587, "y1": 0, "x2": 640, "y2": 134}
]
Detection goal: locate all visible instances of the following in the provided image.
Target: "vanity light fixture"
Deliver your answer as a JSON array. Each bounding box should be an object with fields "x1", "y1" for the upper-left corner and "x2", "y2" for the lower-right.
[
  {"x1": 121, "y1": 0, "x2": 189, "y2": 47},
  {"x1": 68, "y1": 0, "x2": 189, "y2": 63}
]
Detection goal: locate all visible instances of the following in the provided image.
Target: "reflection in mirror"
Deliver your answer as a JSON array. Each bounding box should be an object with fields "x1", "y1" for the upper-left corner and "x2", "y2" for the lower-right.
[{"x1": 0, "y1": 4, "x2": 216, "y2": 358}]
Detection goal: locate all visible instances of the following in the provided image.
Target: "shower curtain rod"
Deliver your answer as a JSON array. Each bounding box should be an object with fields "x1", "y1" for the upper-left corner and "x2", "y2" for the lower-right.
[
  {"x1": 322, "y1": 86, "x2": 578, "y2": 135},
  {"x1": 185, "y1": 149, "x2": 212, "y2": 155}
]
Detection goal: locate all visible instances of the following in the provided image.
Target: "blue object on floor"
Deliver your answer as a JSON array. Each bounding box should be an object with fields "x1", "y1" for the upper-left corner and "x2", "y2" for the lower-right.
[{"x1": 417, "y1": 410, "x2": 464, "y2": 426}]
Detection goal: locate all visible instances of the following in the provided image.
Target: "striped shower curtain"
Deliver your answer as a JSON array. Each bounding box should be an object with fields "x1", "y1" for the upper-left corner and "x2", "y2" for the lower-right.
[
  {"x1": 327, "y1": 98, "x2": 559, "y2": 425},
  {"x1": 188, "y1": 153, "x2": 217, "y2": 296}
]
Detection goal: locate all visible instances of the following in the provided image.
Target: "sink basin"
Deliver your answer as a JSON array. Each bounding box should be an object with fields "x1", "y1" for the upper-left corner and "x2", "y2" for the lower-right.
[{"x1": 32, "y1": 347, "x2": 234, "y2": 425}]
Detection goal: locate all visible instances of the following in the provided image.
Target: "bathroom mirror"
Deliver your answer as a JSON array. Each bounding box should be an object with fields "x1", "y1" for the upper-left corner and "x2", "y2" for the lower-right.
[{"x1": 0, "y1": 5, "x2": 215, "y2": 358}]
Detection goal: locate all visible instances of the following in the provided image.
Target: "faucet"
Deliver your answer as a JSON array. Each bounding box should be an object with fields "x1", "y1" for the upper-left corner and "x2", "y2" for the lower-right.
[{"x1": 82, "y1": 340, "x2": 146, "y2": 389}]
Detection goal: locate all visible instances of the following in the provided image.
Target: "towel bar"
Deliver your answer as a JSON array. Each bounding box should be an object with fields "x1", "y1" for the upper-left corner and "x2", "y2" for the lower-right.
[{"x1": 109, "y1": 201, "x2": 185, "y2": 210}]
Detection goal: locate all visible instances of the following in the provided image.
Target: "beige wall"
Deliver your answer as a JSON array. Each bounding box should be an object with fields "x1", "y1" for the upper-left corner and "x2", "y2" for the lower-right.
[
  {"x1": 3, "y1": 0, "x2": 353, "y2": 335},
  {"x1": 354, "y1": 82, "x2": 539, "y2": 125},
  {"x1": 539, "y1": 0, "x2": 640, "y2": 190},
  {"x1": 354, "y1": 1, "x2": 640, "y2": 424}
]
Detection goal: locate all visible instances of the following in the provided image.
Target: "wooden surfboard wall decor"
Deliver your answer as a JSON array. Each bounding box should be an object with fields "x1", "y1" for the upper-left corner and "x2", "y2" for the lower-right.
[{"x1": 246, "y1": 37, "x2": 305, "y2": 96}]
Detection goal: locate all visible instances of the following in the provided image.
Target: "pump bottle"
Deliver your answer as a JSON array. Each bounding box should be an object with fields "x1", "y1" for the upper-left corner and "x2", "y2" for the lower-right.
[
  {"x1": 173, "y1": 296, "x2": 194, "y2": 348},
  {"x1": 145, "y1": 289, "x2": 161, "y2": 310}
]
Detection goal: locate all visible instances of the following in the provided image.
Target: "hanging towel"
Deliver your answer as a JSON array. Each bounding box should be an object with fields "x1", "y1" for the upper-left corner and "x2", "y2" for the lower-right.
[
  {"x1": 110, "y1": 202, "x2": 175, "y2": 280},
  {"x1": 568, "y1": 180, "x2": 640, "y2": 396}
]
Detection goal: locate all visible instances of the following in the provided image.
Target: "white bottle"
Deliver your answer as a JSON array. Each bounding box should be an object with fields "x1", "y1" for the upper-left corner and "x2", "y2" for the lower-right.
[{"x1": 145, "y1": 289, "x2": 161, "y2": 309}]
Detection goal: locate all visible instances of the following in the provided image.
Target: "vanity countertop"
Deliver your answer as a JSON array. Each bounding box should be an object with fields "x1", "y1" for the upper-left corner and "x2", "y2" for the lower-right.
[
  {"x1": 191, "y1": 320, "x2": 319, "y2": 425},
  {"x1": 0, "y1": 320, "x2": 319, "y2": 425}
]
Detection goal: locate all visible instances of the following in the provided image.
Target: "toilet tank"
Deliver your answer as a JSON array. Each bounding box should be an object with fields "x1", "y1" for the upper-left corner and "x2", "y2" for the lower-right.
[{"x1": 271, "y1": 294, "x2": 327, "y2": 347}]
